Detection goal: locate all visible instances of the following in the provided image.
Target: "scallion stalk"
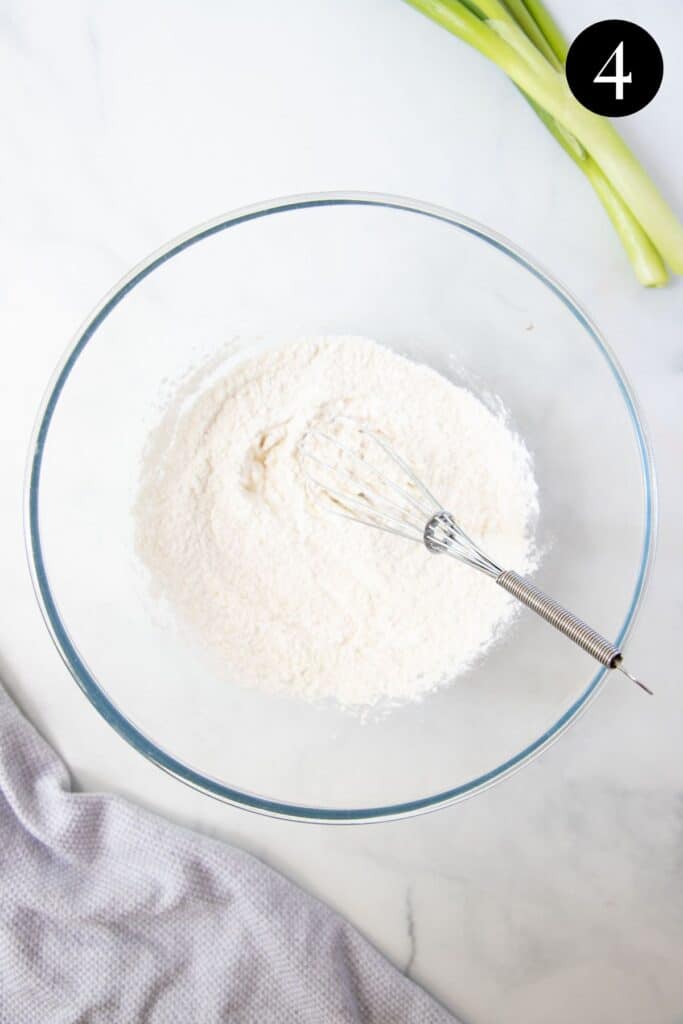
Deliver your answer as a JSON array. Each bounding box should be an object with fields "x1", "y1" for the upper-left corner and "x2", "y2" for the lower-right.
[
  {"x1": 527, "y1": 97, "x2": 668, "y2": 286},
  {"x1": 405, "y1": 0, "x2": 683, "y2": 285},
  {"x1": 501, "y1": 0, "x2": 562, "y2": 68}
]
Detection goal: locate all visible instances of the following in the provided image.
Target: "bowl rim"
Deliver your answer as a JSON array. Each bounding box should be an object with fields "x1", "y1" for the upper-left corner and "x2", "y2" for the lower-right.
[{"x1": 24, "y1": 190, "x2": 658, "y2": 824}]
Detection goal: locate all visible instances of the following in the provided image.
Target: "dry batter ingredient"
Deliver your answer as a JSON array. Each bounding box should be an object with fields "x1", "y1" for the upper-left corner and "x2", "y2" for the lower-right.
[{"x1": 135, "y1": 336, "x2": 538, "y2": 709}]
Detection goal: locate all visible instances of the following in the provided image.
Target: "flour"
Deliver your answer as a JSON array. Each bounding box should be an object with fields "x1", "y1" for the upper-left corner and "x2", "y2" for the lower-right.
[{"x1": 134, "y1": 336, "x2": 538, "y2": 710}]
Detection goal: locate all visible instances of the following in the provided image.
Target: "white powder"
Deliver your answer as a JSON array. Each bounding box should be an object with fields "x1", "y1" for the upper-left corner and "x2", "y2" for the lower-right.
[{"x1": 135, "y1": 336, "x2": 538, "y2": 710}]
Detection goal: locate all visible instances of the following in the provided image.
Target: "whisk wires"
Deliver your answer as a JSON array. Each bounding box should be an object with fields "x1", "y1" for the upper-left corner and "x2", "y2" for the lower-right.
[
  {"x1": 300, "y1": 426, "x2": 435, "y2": 543},
  {"x1": 298, "y1": 420, "x2": 501, "y2": 577}
]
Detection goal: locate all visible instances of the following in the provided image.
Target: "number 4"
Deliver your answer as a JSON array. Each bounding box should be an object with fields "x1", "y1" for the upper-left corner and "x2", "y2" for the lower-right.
[{"x1": 594, "y1": 41, "x2": 632, "y2": 100}]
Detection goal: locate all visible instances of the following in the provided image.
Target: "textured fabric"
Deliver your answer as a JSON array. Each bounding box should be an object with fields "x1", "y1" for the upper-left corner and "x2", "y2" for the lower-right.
[{"x1": 0, "y1": 685, "x2": 458, "y2": 1023}]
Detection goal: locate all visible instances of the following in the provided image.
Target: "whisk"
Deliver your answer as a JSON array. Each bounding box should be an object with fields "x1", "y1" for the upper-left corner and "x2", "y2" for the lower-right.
[{"x1": 299, "y1": 421, "x2": 651, "y2": 695}]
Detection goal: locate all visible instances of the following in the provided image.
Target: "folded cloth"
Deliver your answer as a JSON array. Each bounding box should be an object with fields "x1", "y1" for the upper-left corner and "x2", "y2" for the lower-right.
[{"x1": 0, "y1": 684, "x2": 458, "y2": 1023}]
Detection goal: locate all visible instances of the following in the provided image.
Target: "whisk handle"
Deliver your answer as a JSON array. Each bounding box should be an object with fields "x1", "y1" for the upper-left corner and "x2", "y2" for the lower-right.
[{"x1": 496, "y1": 570, "x2": 621, "y2": 668}]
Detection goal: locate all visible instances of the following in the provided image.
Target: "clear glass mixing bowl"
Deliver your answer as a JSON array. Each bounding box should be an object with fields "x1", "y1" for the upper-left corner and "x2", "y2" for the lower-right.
[{"x1": 25, "y1": 193, "x2": 655, "y2": 822}]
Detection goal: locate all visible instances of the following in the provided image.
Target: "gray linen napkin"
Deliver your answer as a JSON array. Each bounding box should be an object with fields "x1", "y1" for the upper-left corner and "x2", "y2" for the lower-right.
[{"x1": 0, "y1": 684, "x2": 458, "y2": 1023}]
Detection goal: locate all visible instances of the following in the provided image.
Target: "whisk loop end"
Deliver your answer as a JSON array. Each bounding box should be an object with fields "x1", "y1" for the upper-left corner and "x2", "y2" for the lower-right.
[
  {"x1": 614, "y1": 660, "x2": 653, "y2": 696},
  {"x1": 298, "y1": 420, "x2": 651, "y2": 695},
  {"x1": 424, "y1": 511, "x2": 502, "y2": 578}
]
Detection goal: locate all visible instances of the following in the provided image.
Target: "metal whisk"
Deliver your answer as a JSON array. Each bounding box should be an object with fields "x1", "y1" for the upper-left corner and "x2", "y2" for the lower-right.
[{"x1": 299, "y1": 420, "x2": 651, "y2": 695}]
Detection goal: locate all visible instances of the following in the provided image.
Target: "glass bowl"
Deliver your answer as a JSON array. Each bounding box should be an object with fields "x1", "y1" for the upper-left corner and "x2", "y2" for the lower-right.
[{"x1": 25, "y1": 193, "x2": 655, "y2": 823}]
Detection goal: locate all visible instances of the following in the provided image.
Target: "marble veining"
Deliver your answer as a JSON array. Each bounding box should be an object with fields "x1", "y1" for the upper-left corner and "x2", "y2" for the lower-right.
[{"x1": 404, "y1": 884, "x2": 417, "y2": 978}]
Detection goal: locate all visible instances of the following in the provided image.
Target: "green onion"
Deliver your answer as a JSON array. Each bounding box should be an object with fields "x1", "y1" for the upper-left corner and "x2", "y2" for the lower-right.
[
  {"x1": 405, "y1": 0, "x2": 683, "y2": 286},
  {"x1": 499, "y1": 0, "x2": 562, "y2": 68},
  {"x1": 518, "y1": 0, "x2": 567, "y2": 63}
]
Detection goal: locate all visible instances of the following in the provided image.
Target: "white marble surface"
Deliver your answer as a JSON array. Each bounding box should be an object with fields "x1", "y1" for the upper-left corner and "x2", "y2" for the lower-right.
[{"x1": 2, "y1": 1, "x2": 682, "y2": 1021}]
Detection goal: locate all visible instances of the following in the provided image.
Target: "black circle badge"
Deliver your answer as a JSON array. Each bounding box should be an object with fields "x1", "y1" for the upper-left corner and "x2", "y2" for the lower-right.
[{"x1": 566, "y1": 20, "x2": 663, "y2": 117}]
